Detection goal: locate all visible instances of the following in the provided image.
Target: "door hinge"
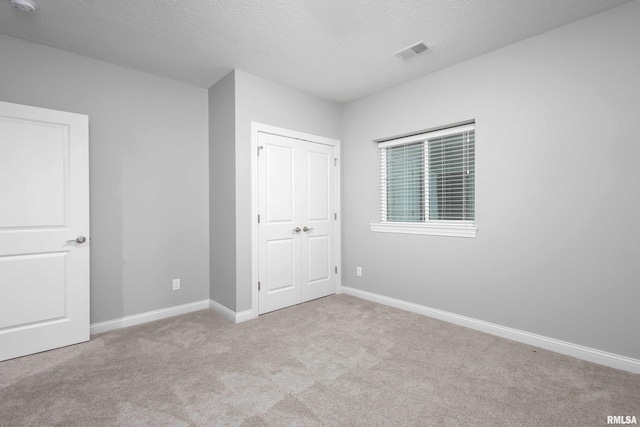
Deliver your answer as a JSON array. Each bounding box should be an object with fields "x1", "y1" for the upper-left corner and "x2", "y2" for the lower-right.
[
  {"x1": 257, "y1": 145, "x2": 264, "y2": 156},
  {"x1": 334, "y1": 212, "x2": 337, "y2": 220},
  {"x1": 258, "y1": 214, "x2": 260, "y2": 224},
  {"x1": 334, "y1": 157, "x2": 338, "y2": 167},
  {"x1": 258, "y1": 281, "x2": 261, "y2": 291},
  {"x1": 335, "y1": 266, "x2": 338, "y2": 274}
]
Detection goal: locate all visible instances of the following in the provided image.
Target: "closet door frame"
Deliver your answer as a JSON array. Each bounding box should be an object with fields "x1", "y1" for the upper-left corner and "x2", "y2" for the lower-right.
[{"x1": 250, "y1": 122, "x2": 341, "y2": 319}]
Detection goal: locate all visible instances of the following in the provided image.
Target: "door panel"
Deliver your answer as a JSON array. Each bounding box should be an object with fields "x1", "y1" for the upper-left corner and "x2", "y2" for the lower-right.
[
  {"x1": 0, "y1": 101, "x2": 89, "y2": 361},
  {"x1": 0, "y1": 117, "x2": 67, "y2": 228},
  {"x1": 307, "y1": 236, "x2": 330, "y2": 284},
  {"x1": 265, "y1": 144, "x2": 294, "y2": 223},
  {"x1": 266, "y1": 239, "x2": 295, "y2": 292},
  {"x1": 0, "y1": 252, "x2": 67, "y2": 329},
  {"x1": 258, "y1": 131, "x2": 337, "y2": 315},
  {"x1": 307, "y1": 151, "x2": 330, "y2": 221}
]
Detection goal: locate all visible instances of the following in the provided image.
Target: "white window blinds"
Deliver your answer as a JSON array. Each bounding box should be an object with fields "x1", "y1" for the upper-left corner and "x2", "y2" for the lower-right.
[
  {"x1": 379, "y1": 123, "x2": 475, "y2": 225},
  {"x1": 382, "y1": 141, "x2": 425, "y2": 222}
]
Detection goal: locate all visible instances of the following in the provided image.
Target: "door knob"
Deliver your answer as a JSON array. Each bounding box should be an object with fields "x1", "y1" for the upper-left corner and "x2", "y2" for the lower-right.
[
  {"x1": 303, "y1": 226, "x2": 314, "y2": 232},
  {"x1": 293, "y1": 227, "x2": 301, "y2": 233},
  {"x1": 67, "y1": 236, "x2": 87, "y2": 244}
]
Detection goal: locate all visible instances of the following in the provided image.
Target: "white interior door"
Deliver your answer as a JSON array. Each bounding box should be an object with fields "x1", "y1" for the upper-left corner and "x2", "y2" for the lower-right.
[
  {"x1": 0, "y1": 101, "x2": 90, "y2": 361},
  {"x1": 258, "y1": 132, "x2": 337, "y2": 315},
  {"x1": 258, "y1": 133, "x2": 302, "y2": 314},
  {"x1": 300, "y1": 142, "x2": 336, "y2": 303}
]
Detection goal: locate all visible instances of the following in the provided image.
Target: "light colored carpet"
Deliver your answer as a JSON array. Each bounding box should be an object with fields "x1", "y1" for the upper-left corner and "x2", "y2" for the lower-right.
[{"x1": 1, "y1": 294, "x2": 638, "y2": 426}]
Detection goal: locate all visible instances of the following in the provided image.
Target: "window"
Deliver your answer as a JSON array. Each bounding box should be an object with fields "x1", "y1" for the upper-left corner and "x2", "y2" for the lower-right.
[{"x1": 370, "y1": 123, "x2": 476, "y2": 237}]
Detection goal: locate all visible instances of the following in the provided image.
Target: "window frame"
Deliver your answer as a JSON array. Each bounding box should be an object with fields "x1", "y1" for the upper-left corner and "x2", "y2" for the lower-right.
[{"x1": 370, "y1": 123, "x2": 477, "y2": 238}]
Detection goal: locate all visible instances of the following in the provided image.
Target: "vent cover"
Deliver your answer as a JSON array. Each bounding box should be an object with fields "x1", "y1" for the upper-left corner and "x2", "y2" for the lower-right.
[
  {"x1": 10, "y1": 0, "x2": 37, "y2": 12},
  {"x1": 395, "y1": 41, "x2": 429, "y2": 60}
]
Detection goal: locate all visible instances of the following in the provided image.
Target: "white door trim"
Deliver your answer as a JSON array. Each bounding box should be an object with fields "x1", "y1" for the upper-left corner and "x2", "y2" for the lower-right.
[{"x1": 251, "y1": 122, "x2": 341, "y2": 320}]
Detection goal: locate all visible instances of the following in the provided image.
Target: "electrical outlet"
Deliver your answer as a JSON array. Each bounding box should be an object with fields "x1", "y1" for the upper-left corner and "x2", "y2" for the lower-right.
[
  {"x1": 172, "y1": 278, "x2": 180, "y2": 290},
  {"x1": 356, "y1": 267, "x2": 362, "y2": 277}
]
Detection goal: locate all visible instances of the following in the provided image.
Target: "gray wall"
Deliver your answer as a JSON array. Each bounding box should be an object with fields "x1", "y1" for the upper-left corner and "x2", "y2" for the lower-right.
[
  {"x1": 0, "y1": 35, "x2": 210, "y2": 323},
  {"x1": 209, "y1": 71, "x2": 237, "y2": 310},
  {"x1": 341, "y1": 1, "x2": 640, "y2": 359},
  {"x1": 234, "y1": 70, "x2": 342, "y2": 311}
]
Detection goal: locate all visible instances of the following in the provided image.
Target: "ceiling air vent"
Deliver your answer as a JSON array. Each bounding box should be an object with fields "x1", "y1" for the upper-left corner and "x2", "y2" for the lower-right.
[
  {"x1": 10, "y1": 0, "x2": 37, "y2": 12},
  {"x1": 395, "y1": 41, "x2": 429, "y2": 60}
]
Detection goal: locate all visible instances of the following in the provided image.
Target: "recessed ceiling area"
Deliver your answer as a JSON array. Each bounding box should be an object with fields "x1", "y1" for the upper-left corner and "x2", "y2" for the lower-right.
[{"x1": 0, "y1": 0, "x2": 633, "y2": 103}]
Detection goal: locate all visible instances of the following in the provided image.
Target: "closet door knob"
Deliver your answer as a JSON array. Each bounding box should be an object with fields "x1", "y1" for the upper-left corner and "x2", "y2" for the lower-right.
[
  {"x1": 66, "y1": 236, "x2": 87, "y2": 244},
  {"x1": 293, "y1": 227, "x2": 301, "y2": 233},
  {"x1": 303, "y1": 227, "x2": 314, "y2": 232}
]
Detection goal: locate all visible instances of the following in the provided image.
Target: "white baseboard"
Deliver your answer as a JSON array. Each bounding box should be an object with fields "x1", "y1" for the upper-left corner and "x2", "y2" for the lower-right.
[
  {"x1": 235, "y1": 310, "x2": 254, "y2": 323},
  {"x1": 208, "y1": 299, "x2": 235, "y2": 322},
  {"x1": 342, "y1": 286, "x2": 640, "y2": 375},
  {"x1": 208, "y1": 300, "x2": 256, "y2": 323},
  {"x1": 90, "y1": 300, "x2": 210, "y2": 335}
]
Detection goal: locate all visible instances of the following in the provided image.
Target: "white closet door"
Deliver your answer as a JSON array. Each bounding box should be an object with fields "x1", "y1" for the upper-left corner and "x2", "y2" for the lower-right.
[
  {"x1": 0, "y1": 101, "x2": 90, "y2": 361},
  {"x1": 258, "y1": 132, "x2": 336, "y2": 315},
  {"x1": 258, "y1": 133, "x2": 302, "y2": 314},
  {"x1": 300, "y1": 142, "x2": 336, "y2": 303}
]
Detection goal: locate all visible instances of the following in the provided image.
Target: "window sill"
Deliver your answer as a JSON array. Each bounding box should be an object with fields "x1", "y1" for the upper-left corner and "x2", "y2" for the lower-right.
[{"x1": 369, "y1": 222, "x2": 477, "y2": 238}]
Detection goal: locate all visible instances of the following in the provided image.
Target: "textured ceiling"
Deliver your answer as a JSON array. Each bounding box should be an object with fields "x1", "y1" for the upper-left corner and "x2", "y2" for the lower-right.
[{"x1": 0, "y1": 0, "x2": 633, "y2": 102}]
